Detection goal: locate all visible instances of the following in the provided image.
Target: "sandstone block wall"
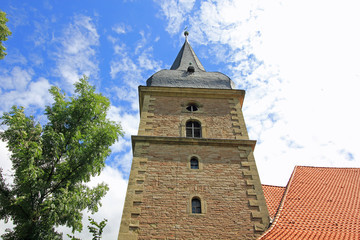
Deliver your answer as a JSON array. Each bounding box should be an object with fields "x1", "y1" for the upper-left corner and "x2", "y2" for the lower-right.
[
  {"x1": 137, "y1": 87, "x2": 249, "y2": 140},
  {"x1": 119, "y1": 87, "x2": 269, "y2": 239}
]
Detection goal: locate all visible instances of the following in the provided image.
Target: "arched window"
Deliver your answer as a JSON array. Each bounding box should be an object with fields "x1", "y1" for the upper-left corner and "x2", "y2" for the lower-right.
[
  {"x1": 192, "y1": 197, "x2": 202, "y2": 214},
  {"x1": 190, "y1": 157, "x2": 199, "y2": 169},
  {"x1": 186, "y1": 121, "x2": 201, "y2": 138}
]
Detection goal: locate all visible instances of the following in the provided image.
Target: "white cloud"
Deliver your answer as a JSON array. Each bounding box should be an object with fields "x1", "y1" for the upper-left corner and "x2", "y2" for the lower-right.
[
  {"x1": 110, "y1": 52, "x2": 139, "y2": 79},
  {"x1": 0, "y1": 66, "x2": 52, "y2": 112},
  {"x1": 135, "y1": 31, "x2": 148, "y2": 55},
  {"x1": 156, "y1": 0, "x2": 360, "y2": 186},
  {"x1": 108, "y1": 105, "x2": 140, "y2": 138},
  {"x1": 32, "y1": 17, "x2": 51, "y2": 47},
  {"x1": 112, "y1": 23, "x2": 130, "y2": 34},
  {"x1": 0, "y1": 140, "x2": 15, "y2": 234},
  {"x1": 107, "y1": 104, "x2": 138, "y2": 174},
  {"x1": 113, "y1": 150, "x2": 133, "y2": 175},
  {"x1": 6, "y1": 6, "x2": 29, "y2": 28},
  {"x1": 109, "y1": 31, "x2": 162, "y2": 111},
  {"x1": 0, "y1": 66, "x2": 33, "y2": 91},
  {"x1": 250, "y1": 0, "x2": 360, "y2": 185},
  {"x1": 3, "y1": 49, "x2": 28, "y2": 65},
  {"x1": 110, "y1": 137, "x2": 131, "y2": 154},
  {"x1": 113, "y1": 25, "x2": 126, "y2": 34},
  {"x1": 108, "y1": 105, "x2": 137, "y2": 173},
  {"x1": 0, "y1": 140, "x2": 13, "y2": 186},
  {"x1": 138, "y1": 48, "x2": 162, "y2": 70},
  {"x1": 107, "y1": 105, "x2": 124, "y2": 122},
  {"x1": 119, "y1": 113, "x2": 140, "y2": 138},
  {"x1": 54, "y1": 15, "x2": 99, "y2": 86},
  {"x1": 156, "y1": 0, "x2": 196, "y2": 35},
  {"x1": 28, "y1": 53, "x2": 44, "y2": 66},
  {"x1": 85, "y1": 167, "x2": 127, "y2": 240},
  {"x1": 21, "y1": 78, "x2": 52, "y2": 107}
]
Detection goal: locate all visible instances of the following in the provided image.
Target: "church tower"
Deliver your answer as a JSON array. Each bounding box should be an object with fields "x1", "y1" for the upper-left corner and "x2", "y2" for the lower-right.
[{"x1": 118, "y1": 33, "x2": 269, "y2": 240}]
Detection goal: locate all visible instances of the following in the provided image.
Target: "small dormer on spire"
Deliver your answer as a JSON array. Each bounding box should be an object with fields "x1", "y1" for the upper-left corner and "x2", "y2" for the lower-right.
[{"x1": 170, "y1": 31, "x2": 205, "y2": 72}]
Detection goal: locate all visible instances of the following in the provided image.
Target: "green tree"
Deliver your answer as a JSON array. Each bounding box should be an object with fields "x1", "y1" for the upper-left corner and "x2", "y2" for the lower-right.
[
  {"x1": 0, "y1": 76, "x2": 123, "y2": 239},
  {"x1": 87, "y1": 217, "x2": 107, "y2": 240},
  {"x1": 66, "y1": 217, "x2": 107, "y2": 240},
  {"x1": 0, "y1": 10, "x2": 12, "y2": 59}
]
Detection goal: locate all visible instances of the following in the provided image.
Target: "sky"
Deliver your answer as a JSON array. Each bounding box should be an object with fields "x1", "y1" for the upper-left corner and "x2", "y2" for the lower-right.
[{"x1": 1, "y1": 0, "x2": 360, "y2": 239}]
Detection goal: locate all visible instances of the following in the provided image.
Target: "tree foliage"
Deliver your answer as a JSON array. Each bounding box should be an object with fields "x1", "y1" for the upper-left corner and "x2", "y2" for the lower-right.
[
  {"x1": 0, "y1": 10, "x2": 12, "y2": 59},
  {"x1": 0, "y1": 76, "x2": 123, "y2": 239},
  {"x1": 66, "y1": 217, "x2": 107, "y2": 240},
  {"x1": 87, "y1": 217, "x2": 107, "y2": 240}
]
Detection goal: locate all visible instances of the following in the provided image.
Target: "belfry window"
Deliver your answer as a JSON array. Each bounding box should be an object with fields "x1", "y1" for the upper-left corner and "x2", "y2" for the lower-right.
[
  {"x1": 190, "y1": 157, "x2": 199, "y2": 169},
  {"x1": 186, "y1": 121, "x2": 201, "y2": 138},
  {"x1": 192, "y1": 198, "x2": 202, "y2": 214},
  {"x1": 186, "y1": 104, "x2": 198, "y2": 112}
]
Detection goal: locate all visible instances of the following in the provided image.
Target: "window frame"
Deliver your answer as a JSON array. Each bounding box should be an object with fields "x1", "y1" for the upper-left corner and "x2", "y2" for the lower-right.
[
  {"x1": 180, "y1": 117, "x2": 207, "y2": 138},
  {"x1": 190, "y1": 157, "x2": 199, "y2": 169},
  {"x1": 191, "y1": 197, "x2": 202, "y2": 214},
  {"x1": 188, "y1": 194, "x2": 206, "y2": 216},
  {"x1": 187, "y1": 155, "x2": 203, "y2": 171},
  {"x1": 186, "y1": 120, "x2": 202, "y2": 138}
]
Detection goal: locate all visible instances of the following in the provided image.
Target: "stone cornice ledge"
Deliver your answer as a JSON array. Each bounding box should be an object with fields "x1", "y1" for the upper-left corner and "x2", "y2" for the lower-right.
[
  {"x1": 131, "y1": 135, "x2": 256, "y2": 154},
  {"x1": 138, "y1": 85, "x2": 245, "y2": 96}
]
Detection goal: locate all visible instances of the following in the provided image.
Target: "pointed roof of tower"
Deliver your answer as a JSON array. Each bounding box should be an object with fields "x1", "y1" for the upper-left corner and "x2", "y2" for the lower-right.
[
  {"x1": 170, "y1": 35, "x2": 205, "y2": 71},
  {"x1": 146, "y1": 32, "x2": 234, "y2": 89}
]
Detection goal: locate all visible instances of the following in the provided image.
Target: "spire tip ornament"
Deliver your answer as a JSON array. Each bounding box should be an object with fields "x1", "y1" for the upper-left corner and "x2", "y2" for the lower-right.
[{"x1": 184, "y1": 27, "x2": 189, "y2": 40}]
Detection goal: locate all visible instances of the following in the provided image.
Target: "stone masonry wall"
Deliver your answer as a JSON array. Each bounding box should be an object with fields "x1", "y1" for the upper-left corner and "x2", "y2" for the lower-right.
[
  {"x1": 119, "y1": 87, "x2": 269, "y2": 240},
  {"x1": 138, "y1": 93, "x2": 249, "y2": 140},
  {"x1": 130, "y1": 142, "x2": 266, "y2": 240}
]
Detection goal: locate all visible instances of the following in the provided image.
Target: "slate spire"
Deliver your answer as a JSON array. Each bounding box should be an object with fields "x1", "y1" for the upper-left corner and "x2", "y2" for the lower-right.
[
  {"x1": 170, "y1": 31, "x2": 205, "y2": 72},
  {"x1": 146, "y1": 31, "x2": 235, "y2": 89}
]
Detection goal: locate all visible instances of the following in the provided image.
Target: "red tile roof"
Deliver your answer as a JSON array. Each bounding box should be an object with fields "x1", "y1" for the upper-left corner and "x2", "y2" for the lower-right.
[
  {"x1": 259, "y1": 166, "x2": 360, "y2": 240},
  {"x1": 262, "y1": 185, "x2": 285, "y2": 219}
]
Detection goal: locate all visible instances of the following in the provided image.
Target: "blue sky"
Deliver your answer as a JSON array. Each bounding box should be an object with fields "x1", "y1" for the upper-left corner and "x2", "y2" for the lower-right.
[{"x1": 1, "y1": 0, "x2": 360, "y2": 239}]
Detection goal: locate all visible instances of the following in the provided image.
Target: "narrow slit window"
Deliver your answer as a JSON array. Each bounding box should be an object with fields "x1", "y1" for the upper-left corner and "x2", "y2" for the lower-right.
[
  {"x1": 190, "y1": 157, "x2": 199, "y2": 169},
  {"x1": 186, "y1": 121, "x2": 201, "y2": 138},
  {"x1": 192, "y1": 198, "x2": 202, "y2": 214}
]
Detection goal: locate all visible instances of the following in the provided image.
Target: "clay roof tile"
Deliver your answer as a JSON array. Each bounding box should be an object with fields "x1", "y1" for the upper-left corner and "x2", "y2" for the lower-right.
[
  {"x1": 259, "y1": 166, "x2": 360, "y2": 240},
  {"x1": 262, "y1": 184, "x2": 286, "y2": 219}
]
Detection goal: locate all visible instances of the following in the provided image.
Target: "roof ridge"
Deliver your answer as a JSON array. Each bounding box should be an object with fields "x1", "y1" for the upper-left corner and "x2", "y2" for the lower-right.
[
  {"x1": 297, "y1": 165, "x2": 360, "y2": 170},
  {"x1": 258, "y1": 166, "x2": 299, "y2": 240}
]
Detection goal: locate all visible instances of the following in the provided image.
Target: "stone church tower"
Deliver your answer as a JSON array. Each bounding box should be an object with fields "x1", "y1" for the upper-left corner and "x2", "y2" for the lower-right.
[{"x1": 118, "y1": 33, "x2": 269, "y2": 240}]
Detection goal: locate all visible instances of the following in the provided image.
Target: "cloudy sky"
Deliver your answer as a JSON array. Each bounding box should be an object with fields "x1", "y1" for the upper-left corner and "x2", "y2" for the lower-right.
[{"x1": 1, "y1": 0, "x2": 360, "y2": 239}]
